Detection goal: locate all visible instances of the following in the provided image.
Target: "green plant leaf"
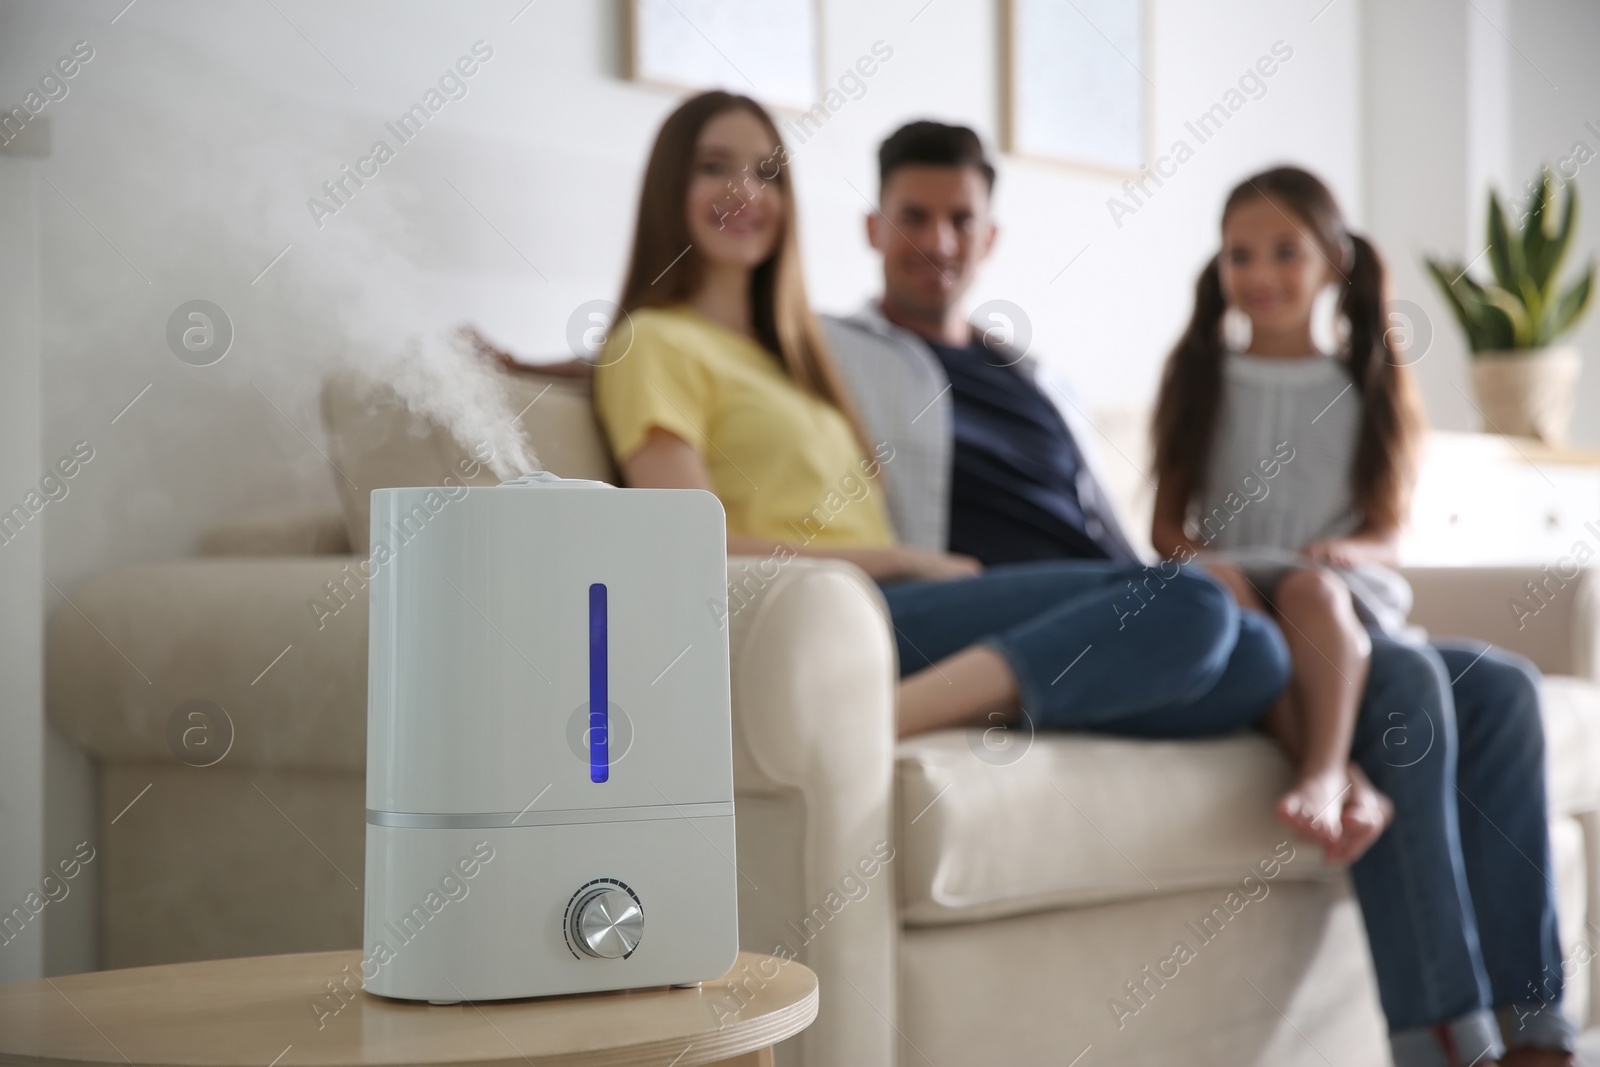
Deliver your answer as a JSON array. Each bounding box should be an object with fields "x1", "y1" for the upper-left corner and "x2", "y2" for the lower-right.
[
  {"x1": 1486, "y1": 189, "x2": 1522, "y2": 294},
  {"x1": 1425, "y1": 258, "x2": 1487, "y2": 348},
  {"x1": 1543, "y1": 262, "x2": 1593, "y2": 342},
  {"x1": 1520, "y1": 273, "x2": 1546, "y2": 333},
  {"x1": 1523, "y1": 170, "x2": 1553, "y2": 290},
  {"x1": 1475, "y1": 295, "x2": 1519, "y2": 352},
  {"x1": 1454, "y1": 269, "x2": 1504, "y2": 329},
  {"x1": 1539, "y1": 178, "x2": 1579, "y2": 299},
  {"x1": 1484, "y1": 284, "x2": 1535, "y2": 347}
]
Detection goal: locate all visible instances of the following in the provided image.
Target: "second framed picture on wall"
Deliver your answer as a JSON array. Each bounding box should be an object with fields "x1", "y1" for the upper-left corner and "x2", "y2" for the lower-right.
[
  {"x1": 1001, "y1": 0, "x2": 1149, "y2": 175},
  {"x1": 626, "y1": 0, "x2": 821, "y2": 112}
]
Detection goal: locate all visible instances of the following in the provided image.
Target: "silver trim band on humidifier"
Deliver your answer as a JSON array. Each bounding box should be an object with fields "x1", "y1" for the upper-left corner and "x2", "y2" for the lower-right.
[{"x1": 366, "y1": 800, "x2": 735, "y2": 829}]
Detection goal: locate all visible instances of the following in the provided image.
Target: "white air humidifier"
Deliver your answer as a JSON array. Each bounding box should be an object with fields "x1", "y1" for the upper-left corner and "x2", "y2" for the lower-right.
[{"x1": 362, "y1": 472, "x2": 739, "y2": 1002}]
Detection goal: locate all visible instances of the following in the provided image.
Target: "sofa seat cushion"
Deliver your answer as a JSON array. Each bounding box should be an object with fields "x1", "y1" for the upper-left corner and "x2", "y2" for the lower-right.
[
  {"x1": 1544, "y1": 675, "x2": 1600, "y2": 817},
  {"x1": 895, "y1": 674, "x2": 1600, "y2": 928},
  {"x1": 895, "y1": 730, "x2": 1332, "y2": 927}
]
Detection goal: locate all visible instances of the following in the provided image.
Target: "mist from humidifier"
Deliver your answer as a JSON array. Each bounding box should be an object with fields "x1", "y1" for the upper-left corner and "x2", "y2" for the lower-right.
[{"x1": 387, "y1": 329, "x2": 540, "y2": 480}]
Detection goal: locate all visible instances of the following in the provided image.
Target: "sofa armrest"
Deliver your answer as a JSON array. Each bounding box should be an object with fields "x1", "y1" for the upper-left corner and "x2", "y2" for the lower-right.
[
  {"x1": 196, "y1": 512, "x2": 352, "y2": 557},
  {"x1": 724, "y1": 557, "x2": 900, "y2": 1067},
  {"x1": 1403, "y1": 565, "x2": 1600, "y2": 681},
  {"x1": 47, "y1": 557, "x2": 368, "y2": 773}
]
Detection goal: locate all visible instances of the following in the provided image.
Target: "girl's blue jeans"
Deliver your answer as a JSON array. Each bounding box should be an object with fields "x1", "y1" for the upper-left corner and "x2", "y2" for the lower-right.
[{"x1": 878, "y1": 560, "x2": 1573, "y2": 1066}]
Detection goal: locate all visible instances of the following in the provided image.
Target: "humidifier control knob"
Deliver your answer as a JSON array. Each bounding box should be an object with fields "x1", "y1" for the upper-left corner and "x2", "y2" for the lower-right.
[{"x1": 569, "y1": 885, "x2": 643, "y2": 959}]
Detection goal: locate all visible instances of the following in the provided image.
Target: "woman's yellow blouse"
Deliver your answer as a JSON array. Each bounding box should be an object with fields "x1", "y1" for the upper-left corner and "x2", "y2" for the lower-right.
[{"x1": 593, "y1": 305, "x2": 895, "y2": 549}]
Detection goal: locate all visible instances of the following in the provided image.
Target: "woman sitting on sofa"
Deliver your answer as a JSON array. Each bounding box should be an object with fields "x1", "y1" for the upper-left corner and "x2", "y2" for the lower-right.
[{"x1": 586, "y1": 90, "x2": 1320, "y2": 794}]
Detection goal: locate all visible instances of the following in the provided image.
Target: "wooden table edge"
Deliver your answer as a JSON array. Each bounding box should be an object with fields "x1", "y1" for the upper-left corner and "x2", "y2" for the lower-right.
[{"x1": 0, "y1": 951, "x2": 818, "y2": 1067}]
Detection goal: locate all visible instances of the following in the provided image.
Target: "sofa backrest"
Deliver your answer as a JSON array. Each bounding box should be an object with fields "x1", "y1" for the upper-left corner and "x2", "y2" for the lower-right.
[
  {"x1": 1085, "y1": 408, "x2": 1157, "y2": 558},
  {"x1": 317, "y1": 358, "x2": 1163, "y2": 557},
  {"x1": 320, "y1": 366, "x2": 616, "y2": 553}
]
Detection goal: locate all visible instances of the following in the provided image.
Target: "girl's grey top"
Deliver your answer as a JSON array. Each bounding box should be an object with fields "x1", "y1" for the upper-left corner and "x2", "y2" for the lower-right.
[{"x1": 1194, "y1": 351, "x2": 1412, "y2": 635}]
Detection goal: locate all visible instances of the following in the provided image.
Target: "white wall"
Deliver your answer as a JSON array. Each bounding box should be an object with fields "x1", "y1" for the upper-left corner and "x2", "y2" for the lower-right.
[
  {"x1": 7, "y1": 0, "x2": 1365, "y2": 593},
  {"x1": 1362, "y1": 0, "x2": 1477, "y2": 435},
  {"x1": 0, "y1": 128, "x2": 46, "y2": 984},
  {"x1": 1507, "y1": 0, "x2": 1600, "y2": 445}
]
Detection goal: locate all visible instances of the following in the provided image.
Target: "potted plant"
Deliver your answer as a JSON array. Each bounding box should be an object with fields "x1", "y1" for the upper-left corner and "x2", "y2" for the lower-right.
[{"x1": 1425, "y1": 168, "x2": 1594, "y2": 444}]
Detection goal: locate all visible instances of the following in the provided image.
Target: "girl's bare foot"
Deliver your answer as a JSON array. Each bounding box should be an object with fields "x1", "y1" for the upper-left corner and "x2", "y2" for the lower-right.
[
  {"x1": 1324, "y1": 764, "x2": 1393, "y2": 865},
  {"x1": 1276, "y1": 768, "x2": 1348, "y2": 846}
]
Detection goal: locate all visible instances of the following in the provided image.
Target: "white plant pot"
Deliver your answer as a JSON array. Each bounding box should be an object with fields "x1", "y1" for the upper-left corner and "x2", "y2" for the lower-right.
[{"x1": 1469, "y1": 345, "x2": 1582, "y2": 445}]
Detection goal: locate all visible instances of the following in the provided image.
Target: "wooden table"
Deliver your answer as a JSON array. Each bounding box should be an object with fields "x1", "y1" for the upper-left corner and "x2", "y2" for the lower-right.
[{"x1": 0, "y1": 951, "x2": 816, "y2": 1067}]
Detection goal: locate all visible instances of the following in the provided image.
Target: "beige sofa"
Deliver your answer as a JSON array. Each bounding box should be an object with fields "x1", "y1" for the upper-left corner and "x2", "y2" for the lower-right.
[{"x1": 47, "y1": 367, "x2": 1600, "y2": 1066}]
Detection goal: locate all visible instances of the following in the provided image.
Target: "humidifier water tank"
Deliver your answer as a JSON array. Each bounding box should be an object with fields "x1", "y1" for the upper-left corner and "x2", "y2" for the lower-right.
[{"x1": 361, "y1": 473, "x2": 739, "y2": 1001}]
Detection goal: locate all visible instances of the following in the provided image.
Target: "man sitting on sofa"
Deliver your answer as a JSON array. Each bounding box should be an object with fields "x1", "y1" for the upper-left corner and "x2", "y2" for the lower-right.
[{"x1": 820, "y1": 119, "x2": 1574, "y2": 1067}]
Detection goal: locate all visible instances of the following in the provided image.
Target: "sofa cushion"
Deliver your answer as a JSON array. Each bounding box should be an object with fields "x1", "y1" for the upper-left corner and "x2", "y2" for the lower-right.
[
  {"x1": 47, "y1": 558, "x2": 371, "y2": 773},
  {"x1": 196, "y1": 511, "x2": 351, "y2": 556},
  {"x1": 894, "y1": 730, "x2": 1327, "y2": 926},
  {"x1": 895, "y1": 674, "x2": 1600, "y2": 927},
  {"x1": 496, "y1": 371, "x2": 616, "y2": 483},
  {"x1": 319, "y1": 366, "x2": 615, "y2": 553},
  {"x1": 1544, "y1": 675, "x2": 1600, "y2": 817}
]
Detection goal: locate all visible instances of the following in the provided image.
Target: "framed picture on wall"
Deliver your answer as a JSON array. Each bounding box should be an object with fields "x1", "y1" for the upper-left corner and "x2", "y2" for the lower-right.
[
  {"x1": 1000, "y1": 0, "x2": 1150, "y2": 175},
  {"x1": 625, "y1": 0, "x2": 822, "y2": 112}
]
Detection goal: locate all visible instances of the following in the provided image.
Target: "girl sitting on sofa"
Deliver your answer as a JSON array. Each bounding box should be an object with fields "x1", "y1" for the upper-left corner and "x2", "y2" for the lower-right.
[
  {"x1": 1150, "y1": 165, "x2": 1424, "y2": 855},
  {"x1": 1152, "y1": 165, "x2": 1573, "y2": 1067}
]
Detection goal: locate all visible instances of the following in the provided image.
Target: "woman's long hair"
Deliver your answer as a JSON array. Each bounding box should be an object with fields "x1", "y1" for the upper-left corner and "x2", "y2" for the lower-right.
[
  {"x1": 1152, "y1": 166, "x2": 1425, "y2": 532},
  {"x1": 616, "y1": 90, "x2": 873, "y2": 458}
]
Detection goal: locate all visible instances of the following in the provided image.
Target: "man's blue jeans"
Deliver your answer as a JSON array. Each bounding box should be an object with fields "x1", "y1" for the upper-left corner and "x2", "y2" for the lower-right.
[
  {"x1": 1354, "y1": 633, "x2": 1572, "y2": 1066},
  {"x1": 878, "y1": 561, "x2": 1572, "y2": 1065},
  {"x1": 879, "y1": 559, "x2": 1287, "y2": 736}
]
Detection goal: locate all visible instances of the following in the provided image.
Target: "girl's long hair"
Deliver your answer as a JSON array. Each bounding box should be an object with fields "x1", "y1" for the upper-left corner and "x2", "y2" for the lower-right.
[
  {"x1": 616, "y1": 90, "x2": 873, "y2": 458},
  {"x1": 1152, "y1": 166, "x2": 1424, "y2": 532}
]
